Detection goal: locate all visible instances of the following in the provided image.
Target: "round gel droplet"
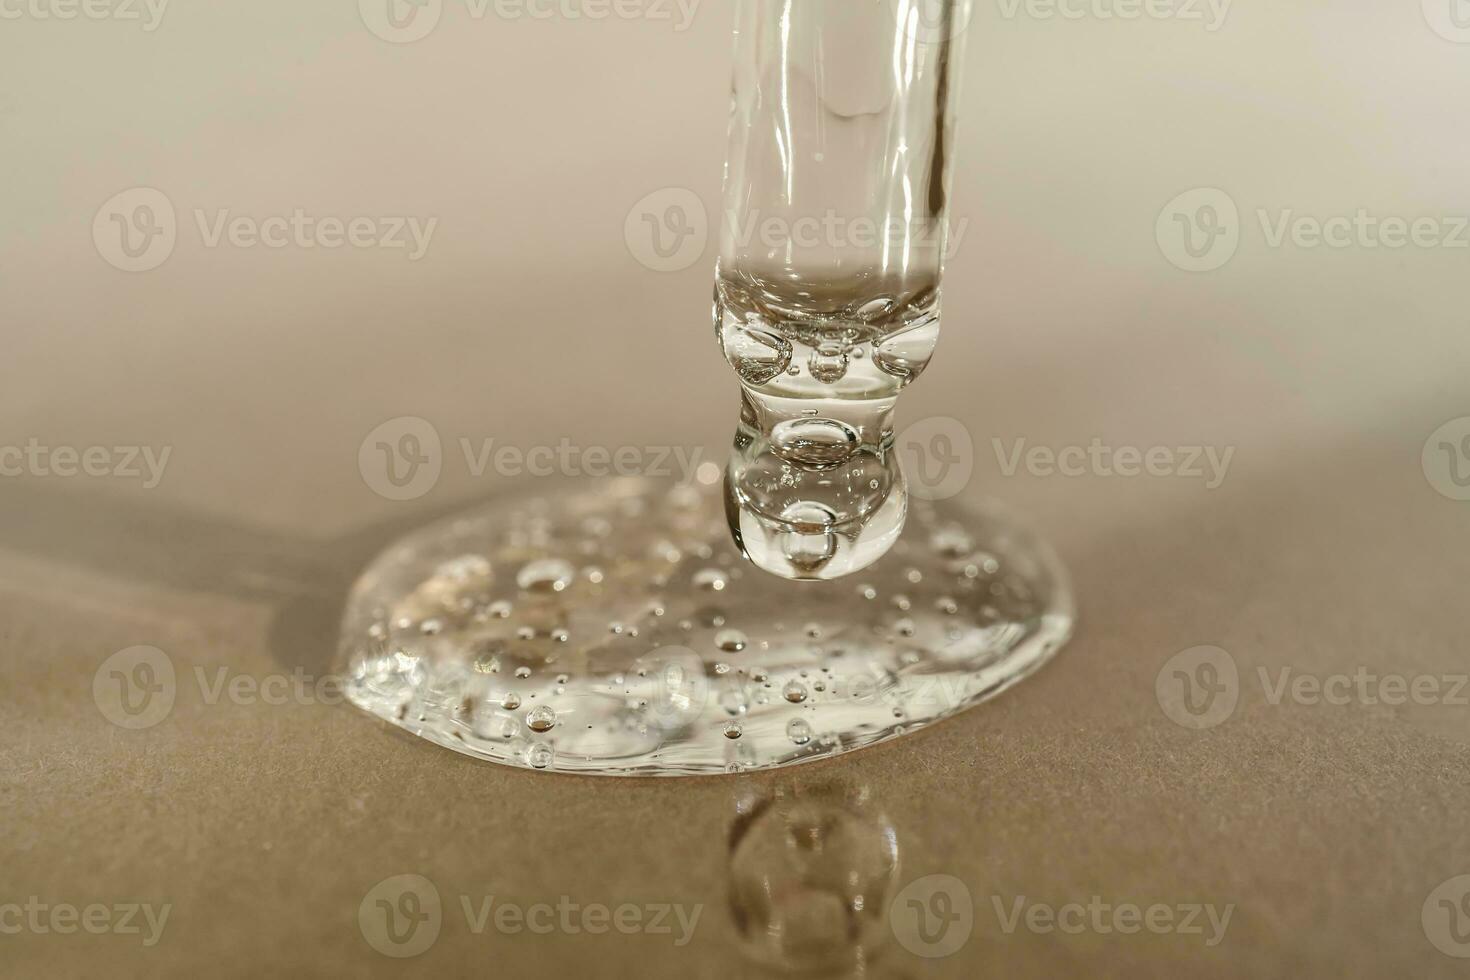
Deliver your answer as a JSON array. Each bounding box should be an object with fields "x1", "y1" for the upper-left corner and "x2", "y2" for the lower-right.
[
  {"x1": 517, "y1": 559, "x2": 574, "y2": 593},
  {"x1": 694, "y1": 568, "x2": 728, "y2": 592}
]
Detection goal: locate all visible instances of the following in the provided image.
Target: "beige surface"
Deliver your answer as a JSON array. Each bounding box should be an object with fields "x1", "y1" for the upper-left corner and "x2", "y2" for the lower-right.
[{"x1": 4, "y1": 2, "x2": 1470, "y2": 977}]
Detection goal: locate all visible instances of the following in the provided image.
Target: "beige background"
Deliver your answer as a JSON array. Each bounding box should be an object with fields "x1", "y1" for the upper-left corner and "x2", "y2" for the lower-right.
[{"x1": 3, "y1": 0, "x2": 1470, "y2": 976}]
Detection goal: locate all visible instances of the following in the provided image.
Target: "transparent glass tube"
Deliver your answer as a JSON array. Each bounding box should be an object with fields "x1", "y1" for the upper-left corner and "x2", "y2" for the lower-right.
[{"x1": 718, "y1": 0, "x2": 974, "y2": 580}]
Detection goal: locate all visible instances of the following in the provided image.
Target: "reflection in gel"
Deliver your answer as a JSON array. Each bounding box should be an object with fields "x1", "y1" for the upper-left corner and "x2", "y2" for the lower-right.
[{"x1": 727, "y1": 785, "x2": 900, "y2": 974}]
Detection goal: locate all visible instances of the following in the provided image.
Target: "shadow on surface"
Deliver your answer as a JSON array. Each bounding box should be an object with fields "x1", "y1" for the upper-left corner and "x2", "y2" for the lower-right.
[{"x1": 0, "y1": 480, "x2": 516, "y2": 674}]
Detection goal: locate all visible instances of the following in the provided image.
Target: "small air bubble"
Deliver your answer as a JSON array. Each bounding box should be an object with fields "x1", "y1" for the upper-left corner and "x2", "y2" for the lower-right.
[
  {"x1": 516, "y1": 559, "x2": 574, "y2": 593},
  {"x1": 716, "y1": 629, "x2": 748, "y2": 652},
  {"x1": 693, "y1": 568, "x2": 728, "y2": 592}
]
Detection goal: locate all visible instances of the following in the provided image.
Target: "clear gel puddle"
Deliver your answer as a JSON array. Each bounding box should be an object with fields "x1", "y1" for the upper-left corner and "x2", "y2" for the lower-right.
[{"x1": 338, "y1": 477, "x2": 1073, "y2": 776}]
